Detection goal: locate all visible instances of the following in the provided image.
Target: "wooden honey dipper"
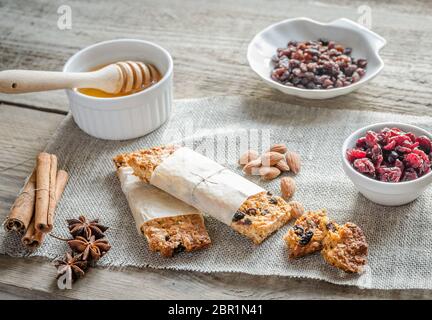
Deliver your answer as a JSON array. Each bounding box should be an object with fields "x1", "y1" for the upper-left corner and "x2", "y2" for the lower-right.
[{"x1": 0, "y1": 61, "x2": 160, "y2": 94}]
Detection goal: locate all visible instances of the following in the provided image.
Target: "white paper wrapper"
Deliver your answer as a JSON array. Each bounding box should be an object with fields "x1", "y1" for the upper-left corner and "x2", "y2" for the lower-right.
[
  {"x1": 118, "y1": 166, "x2": 200, "y2": 233},
  {"x1": 150, "y1": 147, "x2": 265, "y2": 225}
]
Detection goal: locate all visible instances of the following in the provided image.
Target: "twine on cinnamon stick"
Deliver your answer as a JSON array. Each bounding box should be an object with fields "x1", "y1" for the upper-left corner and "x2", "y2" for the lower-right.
[{"x1": 35, "y1": 152, "x2": 58, "y2": 233}]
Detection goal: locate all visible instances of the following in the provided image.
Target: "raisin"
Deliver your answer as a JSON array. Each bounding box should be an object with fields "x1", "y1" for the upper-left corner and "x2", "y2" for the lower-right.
[
  {"x1": 243, "y1": 218, "x2": 252, "y2": 225},
  {"x1": 266, "y1": 191, "x2": 273, "y2": 196},
  {"x1": 293, "y1": 225, "x2": 304, "y2": 235},
  {"x1": 173, "y1": 244, "x2": 185, "y2": 254},
  {"x1": 299, "y1": 231, "x2": 314, "y2": 245},
  {"x1": 269, "y1": 197, "x2": 278, "y2": 204},
  {"x1": 326, "y1": 223, "x2": 336, "y2": 232},
  {"x1": 232, "y1": 211, "x2": 245, "y2": 222},
  {"x1": 246, "y1": 208, "x2": 257, "y2": 215}
]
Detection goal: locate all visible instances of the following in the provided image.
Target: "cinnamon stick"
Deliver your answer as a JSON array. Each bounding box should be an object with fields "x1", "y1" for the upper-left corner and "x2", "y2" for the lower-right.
[
  {"x1": 35, "y1": 153, "x2": 58, "y2": 232},
  {"x1": 50, "y1": 169, "x2": 69, "y2": 225},
  {"x1": 22, "y1": 170, "x2": 69, "y2": 250},
  {"x1": 21, "y1": 219, "x2": 45, "y2": 250},
  {"x1": 3, "y1": 170, "x2": 36, "y2": 234}
]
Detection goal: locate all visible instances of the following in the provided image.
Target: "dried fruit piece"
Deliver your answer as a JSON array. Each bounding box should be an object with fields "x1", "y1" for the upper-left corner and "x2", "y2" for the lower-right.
[
  {"x1": 376, "y1": 166, "x2": 402, "y2": 182},
  {"x1": 353, "y1": 158, "x2": 375, "y2": 176},
  {"x1": 346, "y1": 149, "x2": 367, "y2": 162},
  {"x1": 259, "y1": 166, "x2": 281, "y2": 180},
  {"x1": 416, "y1": 136, "x2": 431, "y2": 154},
  {"x1": 261, "y1": 152, "x2": 284, "y2": 167},
  {"x1": 239, "y1": 150, "x2": 259, "y2": 165},
  {"x1": 284, "y1": 209, "x2": 329, "y2": 258},
  {"x1": 285, "y1": 151, "x2": 301, "y2": 174},
  {"x1": 269, "y1": 143, "x2": 288, "y2": 154},
  {"x1": 243, "y1": 159, "x2": 261, "y2": 175},
  {"x1": 232, "y1": 211, "x2": 245, "y2": 222},
  {"x1": 280, "y1": 177, "x2": 296, "y2": 199}
]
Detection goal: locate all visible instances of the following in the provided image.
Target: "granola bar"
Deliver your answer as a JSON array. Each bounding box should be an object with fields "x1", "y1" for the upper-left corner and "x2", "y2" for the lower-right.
[
  {"x1": 113, "y1": 152, "x2": 211, "y2": 257},
  {"x1": 284, "y1": 209, "x2": 329, "y2": 258},
  {"x1": 127, "y1": 146, "x2": 295, "y2": 244},
  {"x1": 321, "y1": 222, "x2": 368, "y2": 273},
  {"x1": 121, "y1": 145, "x2": 178, "y2": 183},
  {"x1": 231, "y1": 191, "x2": 293, "y2": 244},
  {"x1": 141, "y1": 214, "x2": 211, "y2": 257}
]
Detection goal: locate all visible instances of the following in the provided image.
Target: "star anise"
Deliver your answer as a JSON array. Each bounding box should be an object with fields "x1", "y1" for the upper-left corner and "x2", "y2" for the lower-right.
[
  {"x1": 67, "y1": 215, "x2": 108, "y2": 239},
  {"x1": 68, "y1": 235, "x2": 111, "y2": 261},
  {"x1": 54, "y1": 252, "x2": 87, "y2": 283}
]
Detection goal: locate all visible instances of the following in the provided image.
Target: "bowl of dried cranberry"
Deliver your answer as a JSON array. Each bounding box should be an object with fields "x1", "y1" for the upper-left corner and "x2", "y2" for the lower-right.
[
  {"x1": 247, "y1": 18, "x2": 386, "y2": 99},
  {"x1": 342, "y1": 123, "x2": 432, "y2": 206}
]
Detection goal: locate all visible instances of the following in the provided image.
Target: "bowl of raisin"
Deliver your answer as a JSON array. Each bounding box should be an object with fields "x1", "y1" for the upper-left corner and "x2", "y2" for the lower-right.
[
  {"x1": 342, "y1": 123, "x2": 432, "y2": 206},
  {"x1": 247, "y1": 17, "x2": 386, "y2": 99}
]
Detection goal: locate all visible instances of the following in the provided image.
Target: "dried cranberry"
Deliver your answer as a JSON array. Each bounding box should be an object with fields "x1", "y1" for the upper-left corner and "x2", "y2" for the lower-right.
[
  {"x1": 356, "y1": 137, "x2": 367, "y2": 148},
  {"x1": 416, "y1": 136, "x2": 431, "y2": 154},
  {"x1": 346, "y1": 149, "x2": 367, "y2": 162},
  {"x1": 395, "y1": 159, "x2": 405, "y2": 173},
  {"x1": 353, "y1": 158, "x2": 376, "y2": 175},
  {"x1": 365, "y1": 131, "x2": 379, "y2": 147},
  {"x1": 377, "y1": 167, "x2": 402, "y2": 182},
  {"x1": 405, "y1": 153, "x2": 422, "y2": 169},
  {"x1": 402, "y1": 168, "x2": 418, "y2": 181}
]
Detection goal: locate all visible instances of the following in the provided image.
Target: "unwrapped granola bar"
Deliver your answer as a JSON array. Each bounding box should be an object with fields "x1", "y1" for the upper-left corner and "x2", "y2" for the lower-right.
[
  {"x1": 127, "y1": 146, "x2": 295, "y2": 244},
  {"x1": 113, "y1": 153, "x2": 211, "y2": 257}
]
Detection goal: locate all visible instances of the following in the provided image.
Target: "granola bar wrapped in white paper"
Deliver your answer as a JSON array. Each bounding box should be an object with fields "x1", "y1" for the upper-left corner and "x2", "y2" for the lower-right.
[
  {"x1": 128, "y1": 146, "x2": 294, "y2": 244},
  {"x1": 113, "y1": 154, "x2": 211, "y2": 257}
]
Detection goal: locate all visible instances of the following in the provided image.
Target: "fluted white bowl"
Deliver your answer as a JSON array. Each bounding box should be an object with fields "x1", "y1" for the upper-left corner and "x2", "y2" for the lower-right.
[
  {"x1": 342, "y1": 122, "x2": 432, "y2": 206},
  {"x1": 63, "y1": 39, "x2": 173, "y2": 140},
  {"x1": 247, "y1": 18, "x2": 386, "y2": 99}
]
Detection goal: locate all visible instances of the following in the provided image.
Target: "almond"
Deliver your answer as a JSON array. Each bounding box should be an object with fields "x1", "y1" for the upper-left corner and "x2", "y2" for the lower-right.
[
  {"x1": 280, "y1": 177, "x2": 296, "y2": 199},
  {"x1": 275, "y1": 159, "x2": 290, "y2": 172},
  {"x1": 239, "y1": 150, "x2": 259, "y2": 165},
  {"x1": 269, "y1": 143, "x2": 288, "y2": 154},
  {"x1": 285, "y1": 151, "x2": 301, "y2": 174},
  {"x1": 259, "y1": 166, "x2": 281, "y2": 180},
  {"x1": 243, "y1": 159, "x2": 261, "y2": 175},
  {"x1": 261, "y1": 152, "x2": 284, "y2": 167},
  {"x1": 287, "y1": 200, "x2": 304, "y2": 218}
]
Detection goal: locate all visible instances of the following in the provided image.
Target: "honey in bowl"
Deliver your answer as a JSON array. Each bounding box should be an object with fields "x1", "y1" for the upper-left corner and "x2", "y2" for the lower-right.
[{"x1": 77, "y1": 63, "x2": 162, "y2": 98}]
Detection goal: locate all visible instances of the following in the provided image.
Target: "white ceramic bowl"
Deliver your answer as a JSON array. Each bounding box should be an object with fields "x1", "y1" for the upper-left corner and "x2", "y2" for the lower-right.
[
  {"x1": 342, "y1": 123, "x2": 432, "y2": 206},
  {"x1": 247, "y1": 18, "x2": 386, "y2": 99},
  {"x1": 63, "y1": 39, "x2": 173, "y2": 140}
]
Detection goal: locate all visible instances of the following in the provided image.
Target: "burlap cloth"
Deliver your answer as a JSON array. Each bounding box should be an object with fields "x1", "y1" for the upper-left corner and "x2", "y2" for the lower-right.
[{"x1": 1, "y1": 96, "x2": 431, "y2": 290}]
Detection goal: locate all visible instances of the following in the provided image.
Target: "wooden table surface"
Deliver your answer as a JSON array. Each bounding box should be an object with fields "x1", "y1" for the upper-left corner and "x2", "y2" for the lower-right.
[{"x1": 1, "y1": 0, "x2": 432, "y2": 299}]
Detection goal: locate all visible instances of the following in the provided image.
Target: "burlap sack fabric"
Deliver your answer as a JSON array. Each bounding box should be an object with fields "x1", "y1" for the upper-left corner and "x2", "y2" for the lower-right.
[{"x1": 1, "y1": 96, "x2": 431, "y2": 289}]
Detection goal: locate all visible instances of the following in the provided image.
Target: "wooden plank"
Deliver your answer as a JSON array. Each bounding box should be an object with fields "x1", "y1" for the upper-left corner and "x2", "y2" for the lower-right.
[
  {"x1": 2, "y1": 255, "x2": 432, "y2": 300},
  {"x1": 1, "y1": 104, "x2": 432, "y2": 299},
  {"x1": 0, "y1": 0, "x2": 432, "y2": 115},
  {"x1": 0, "y1": 103, "x2": 64, "y2": 214}
]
